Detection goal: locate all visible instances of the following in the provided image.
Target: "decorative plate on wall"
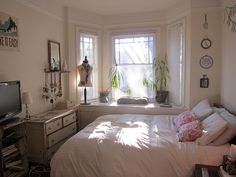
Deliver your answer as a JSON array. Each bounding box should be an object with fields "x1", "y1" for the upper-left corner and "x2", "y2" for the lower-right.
[
  {"x1": 199, "y1": 55, "x2": 213, "y2": 69},
  {"x1": 201, "y1": 38, "x2": 212, "y2": 49}
]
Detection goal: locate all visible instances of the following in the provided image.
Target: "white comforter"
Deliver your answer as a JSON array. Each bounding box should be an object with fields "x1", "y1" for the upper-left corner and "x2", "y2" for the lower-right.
[{"x1": 51, "y1": 114, "x2": 229, "y2": 177}]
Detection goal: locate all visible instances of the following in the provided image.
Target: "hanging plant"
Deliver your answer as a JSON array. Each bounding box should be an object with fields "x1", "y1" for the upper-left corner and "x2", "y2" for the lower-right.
[{"x1": 224, "y1": 5, "x2": 236, "y2": 32}]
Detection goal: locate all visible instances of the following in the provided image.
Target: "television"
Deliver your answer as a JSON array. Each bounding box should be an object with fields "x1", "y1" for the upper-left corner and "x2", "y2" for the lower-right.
[{"x1": 0, "y1": 81, "x2": 22, "y2": 124}]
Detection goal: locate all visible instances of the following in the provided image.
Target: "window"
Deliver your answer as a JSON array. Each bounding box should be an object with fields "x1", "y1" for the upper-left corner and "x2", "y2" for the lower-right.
[
  {"x1": 112, "y1": 33, "x2": 156, "y2": 99},
  {"x1": 167, "y1": 22, "x2": 185, "y2": 106},
  {"x1": 80, "y1": 33, "x2": 98, "y2": 101}
]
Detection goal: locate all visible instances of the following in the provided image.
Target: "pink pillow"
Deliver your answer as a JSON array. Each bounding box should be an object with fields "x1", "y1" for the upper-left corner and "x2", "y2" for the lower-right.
[
  {"x1": 177, "y1": 120, "x2": 202, "y2": 142},
  {"x1": 174, "y1": 111, "x2": 198, "y2": 131}
]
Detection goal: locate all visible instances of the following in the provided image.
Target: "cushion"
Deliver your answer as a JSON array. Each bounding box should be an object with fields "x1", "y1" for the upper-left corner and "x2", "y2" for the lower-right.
[
  {"x1": 191, "y1": 99, "x2": 212, "y2": 121},
  {"x1": 174, "y1": 111, "x2": 198, "y2": 131},
  {"x1": 196, "y1": 113, "x2": 228, "y2": 146},
  {"x1": 177, "y1": 120, "x2": 202, "y2": 142},
  {"x1": 117, "y1": 97, "x2": 149, "y2": 105},
  {"x1": 211, "y1": 110, "x2": 236, "y2": 146}
]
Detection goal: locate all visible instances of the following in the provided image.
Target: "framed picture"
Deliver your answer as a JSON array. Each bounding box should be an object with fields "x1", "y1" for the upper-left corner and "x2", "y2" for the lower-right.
[
  {"x1": 48, "y1": 40, "x2": 61, "y2": 72},
  {"x1": 0, "y1": 12, "x2": 19, "y2": 51}
]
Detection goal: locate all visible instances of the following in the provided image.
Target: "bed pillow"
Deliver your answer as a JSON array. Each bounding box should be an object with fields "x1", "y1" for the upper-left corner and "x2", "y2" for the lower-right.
[
  {"x1": 211, "y1": 110, "x2": 236, "y2": 146},
  {"x1": 196, "y1": 113, "x2": 228, "y2": 146},
  {"x1": 177, "y1": 120, "x2": 202, "y2": 142},
  {"x1": 174, "y1": 111, "x2": 198, "y2": 131},
  {"x1": 191, "y1": 99, "x2": 212, "y2": 121}
]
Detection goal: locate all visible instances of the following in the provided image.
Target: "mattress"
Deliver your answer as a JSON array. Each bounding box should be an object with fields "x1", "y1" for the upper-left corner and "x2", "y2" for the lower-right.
[{"x1": 50, "y1": 114, "x2": 229, "y2": 177}]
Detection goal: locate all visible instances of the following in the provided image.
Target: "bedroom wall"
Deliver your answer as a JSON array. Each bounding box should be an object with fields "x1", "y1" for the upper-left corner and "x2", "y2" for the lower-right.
[
  {"x1": 0, "y1": 0, "x2": 66, "y2": 115},
  {"x1": 66, "y1": 0, "x2": 223, "y2": 109},
  {"x1": 189, "y1": 7, "x2": 222, "y2": 108},
  {"x1": 220, "y1": 0, "x2": 236, "y2": 114}
]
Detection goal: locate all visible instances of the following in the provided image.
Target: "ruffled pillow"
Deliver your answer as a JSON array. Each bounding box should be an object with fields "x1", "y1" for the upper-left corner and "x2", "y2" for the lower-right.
[
  {"x1": 177, "y1": 120, "x2": 202, "y2": 142},
  {"x1": 174, "y1": 111, "x2": 198, "y2": 131}
]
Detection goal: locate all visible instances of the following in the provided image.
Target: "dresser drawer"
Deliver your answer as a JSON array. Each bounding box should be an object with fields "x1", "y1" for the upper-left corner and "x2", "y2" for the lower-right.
[
  {"x1": 46, "y1": 119, "x2": 62, "y2": 135},
  {"x1": 63, "y1": 113, "x2": 76, "y2": 126},
  {"x1": 47, "y1": 139, "x2": 67, "y2": 161},
  {"x1": 47, "y1": 122, "x2": 77, "y2": 148}
]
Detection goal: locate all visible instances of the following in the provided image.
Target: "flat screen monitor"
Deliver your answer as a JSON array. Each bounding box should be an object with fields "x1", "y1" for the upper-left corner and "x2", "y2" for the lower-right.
[{"x1": 0, "y1": 81, "x2": 22, "y2": 123}]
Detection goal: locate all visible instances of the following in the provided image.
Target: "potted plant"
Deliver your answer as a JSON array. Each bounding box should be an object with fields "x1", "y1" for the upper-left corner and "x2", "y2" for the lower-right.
[{"x1": 143, "y1": 55, "x2": 170, "y2": 103}]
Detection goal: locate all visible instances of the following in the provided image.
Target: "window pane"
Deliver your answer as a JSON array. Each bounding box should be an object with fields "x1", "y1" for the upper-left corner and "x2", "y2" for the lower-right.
[
  {"x1": 80, "y1": 33, "x2": 98, "y2": 101},
  {"x1": 114, "y1": 35, "x2": 154, "y2": 64},
  {"x1": 167, "y1": 23, "x2": 184, "y2": 106},
  {"x1": 112, "y1": 33, "x2": 156, "y2": 99}
]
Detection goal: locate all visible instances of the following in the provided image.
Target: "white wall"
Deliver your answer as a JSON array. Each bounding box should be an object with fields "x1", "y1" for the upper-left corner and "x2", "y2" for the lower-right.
[
  {"x1": 189, "y1": 7, "x2": 222, "y2": 107},
  {"x1": 0, "y1": 0, "x2": 66, "y2": 115},
  {"x1": 0, "y1": 0, "x2": 227, "y2": 112},
  {"x1": 66, "y1": 0, "x2": 224, "y2": 108},
  {"x1": 221, "y1": 0, "x2": 236, "y2": 113}
]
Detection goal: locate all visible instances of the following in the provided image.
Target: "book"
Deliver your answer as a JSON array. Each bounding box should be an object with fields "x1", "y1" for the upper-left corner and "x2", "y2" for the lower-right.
[
  {"x1": 2, "y1": 144, "x2": 16, "y2": 153},
  {"x1": 2, "y1": 147, "x2": 18, "y2": 157},
  {"x1": 5, "y1": 159, "x2": 22, "y2": 168},
  {"x1": 8, "y1": 165, "x2": 24, "y2": 171},
  {"x1": 3, "y1": 151, "x2": 20, "y2": 162}
]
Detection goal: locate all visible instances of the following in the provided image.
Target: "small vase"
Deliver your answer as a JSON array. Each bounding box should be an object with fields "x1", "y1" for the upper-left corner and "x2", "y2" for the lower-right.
[{"x1": 99, "y1": 92, "x2": 109, "y2": 103}]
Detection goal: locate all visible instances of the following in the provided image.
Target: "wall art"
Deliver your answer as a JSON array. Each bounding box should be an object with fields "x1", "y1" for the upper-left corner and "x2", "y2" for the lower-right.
[
  {"x1": 0, "y1": 12, "x2": 19, "y2": 50},
  {"x1": 200, "y1": 55, "x2": 213, "y2": 69},
  {"x1": 224, "y1": 5, "x2": 236, "y2": 32}
]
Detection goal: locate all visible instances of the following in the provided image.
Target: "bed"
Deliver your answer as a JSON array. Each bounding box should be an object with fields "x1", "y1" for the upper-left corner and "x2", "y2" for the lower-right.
[{"x1": 50, "y1": 113, "x2": 229, "y2": 177}]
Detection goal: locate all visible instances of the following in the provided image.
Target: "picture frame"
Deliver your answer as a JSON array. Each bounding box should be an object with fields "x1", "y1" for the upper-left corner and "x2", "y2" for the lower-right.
[{"x1": 48, "y1": 40, "x2": 61, "y2": 72}]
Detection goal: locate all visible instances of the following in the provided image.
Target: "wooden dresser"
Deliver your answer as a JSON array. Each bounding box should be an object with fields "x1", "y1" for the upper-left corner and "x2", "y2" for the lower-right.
[{"x1": 25, "y1": 109, "x2": 78, "y2": 164}]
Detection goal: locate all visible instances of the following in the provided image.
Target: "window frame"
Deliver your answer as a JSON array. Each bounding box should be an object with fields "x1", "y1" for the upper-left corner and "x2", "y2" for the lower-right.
[{"x1": 111, "y1": 31, "x2": 158, "y2": 100}]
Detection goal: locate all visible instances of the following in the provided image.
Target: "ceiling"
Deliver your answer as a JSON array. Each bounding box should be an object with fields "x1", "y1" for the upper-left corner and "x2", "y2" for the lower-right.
[{"x1": 32, "y1": 0, "x2": 184, "y2": 15}]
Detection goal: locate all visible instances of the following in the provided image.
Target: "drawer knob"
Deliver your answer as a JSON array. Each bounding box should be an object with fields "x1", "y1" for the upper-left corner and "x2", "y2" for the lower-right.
[
  {"x1": 57, "y1": 123, "x2": 60, "y2": 126},
  {"x1": 48, "y1": 127, "x2": 51, "y2": 130},
  {"x1": 51, "y1": 139, "x2": 54, "y2": 143},
  {"x1": 65, "y1": 120, "x2": 68, "y2": 123}
]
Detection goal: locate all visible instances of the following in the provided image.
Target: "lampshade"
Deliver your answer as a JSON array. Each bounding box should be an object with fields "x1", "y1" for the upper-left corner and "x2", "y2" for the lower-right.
[{"x1": 22, "y1": 92, "x2": 33, "y2": 105}]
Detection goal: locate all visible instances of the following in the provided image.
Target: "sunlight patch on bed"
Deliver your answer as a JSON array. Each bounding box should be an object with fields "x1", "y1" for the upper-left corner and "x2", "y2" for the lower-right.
[
  {"x1": 88, "y1": 121, "x2": 111, "y2": 140},
  {"x1": 115, "y1": 122, "x2": 150, "y2": 149}
]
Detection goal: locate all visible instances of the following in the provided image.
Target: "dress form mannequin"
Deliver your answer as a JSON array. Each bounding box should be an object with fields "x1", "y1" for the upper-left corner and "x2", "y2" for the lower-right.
[{"x1": 78, "y1": 56, "x2": 93, "y2": 104}]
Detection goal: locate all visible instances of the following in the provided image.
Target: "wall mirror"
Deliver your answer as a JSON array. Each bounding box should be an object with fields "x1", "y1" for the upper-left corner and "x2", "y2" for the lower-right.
[{"x1": 48, "y1": 40, "x2": 61, "y2": 71}]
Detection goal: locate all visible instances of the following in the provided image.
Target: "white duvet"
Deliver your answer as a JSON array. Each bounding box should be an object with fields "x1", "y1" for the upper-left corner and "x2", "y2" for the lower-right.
[{"x1": 51, "y1": 114, "x2": 229, "y2": 177}]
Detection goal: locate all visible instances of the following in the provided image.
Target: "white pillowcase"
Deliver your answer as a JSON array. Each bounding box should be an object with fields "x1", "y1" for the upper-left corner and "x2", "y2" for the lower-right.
[
  {"x1": 211, "y1": 110, "x2": 236, "y2": 145},
  {"x1": 191, "y1": 99, "x2": 212, "y2": 121},
  {"x1": 196, "y1": 113, "x2": 228, "y2": 146}
]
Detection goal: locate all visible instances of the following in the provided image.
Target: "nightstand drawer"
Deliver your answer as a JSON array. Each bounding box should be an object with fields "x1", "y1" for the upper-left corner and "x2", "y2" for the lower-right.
[
  {"x1": 46, "y1": 119, "x2": 62, "y2": 135},
  {"x1": 47, "y1": 122, "x2": 77, "y2": 148},
  {"x1": 63, "y1": 113, "x2": 76, "y2": 126}
]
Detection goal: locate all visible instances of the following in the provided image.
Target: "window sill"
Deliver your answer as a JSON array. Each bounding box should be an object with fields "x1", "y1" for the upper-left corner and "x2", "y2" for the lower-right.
[{"x1": 79, "y1": 101, "x2": 186, "y2": 115}]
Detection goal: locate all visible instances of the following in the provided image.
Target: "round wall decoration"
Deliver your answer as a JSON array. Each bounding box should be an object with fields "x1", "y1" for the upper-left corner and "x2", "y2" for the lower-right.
[
  {"x1": 201, "y1": 38, "x2": 212, "y2": 49},
  {"x1": 199, "y1": 55, "x2": 213, "y2": 69}
]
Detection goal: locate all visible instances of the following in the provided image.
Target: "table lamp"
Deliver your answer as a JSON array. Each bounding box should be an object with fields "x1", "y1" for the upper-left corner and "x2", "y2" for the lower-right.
[{"x1": 22, "y1": 91, "x2": 33, "y2": 119}]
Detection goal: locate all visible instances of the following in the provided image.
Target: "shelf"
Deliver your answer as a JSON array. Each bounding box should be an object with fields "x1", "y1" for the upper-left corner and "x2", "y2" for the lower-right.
[{"x1": 44, "y1": 70, "x2": 70, "y2": 73}]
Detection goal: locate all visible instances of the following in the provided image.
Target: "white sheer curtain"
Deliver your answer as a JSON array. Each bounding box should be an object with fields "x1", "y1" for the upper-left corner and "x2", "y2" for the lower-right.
[{"x1": 167, "y1": 23, "x2": 184, "y2": 106}]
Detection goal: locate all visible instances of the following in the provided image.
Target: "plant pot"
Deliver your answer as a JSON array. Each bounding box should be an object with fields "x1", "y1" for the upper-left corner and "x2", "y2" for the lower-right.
[
  {"x1": 156, "y1": 91, "x2": 168, "y2": 103},
  {"x1": 99, "y1": 92, "x2": 110, "y2": 103}
]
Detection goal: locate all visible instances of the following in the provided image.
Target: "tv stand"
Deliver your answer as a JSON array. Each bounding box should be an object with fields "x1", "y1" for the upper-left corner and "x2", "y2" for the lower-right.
[
  {"x1": 0, "y1": 117, "x2": 20, "y2": 126},
  {"x1": 0, "y1": 118, "x2": 28, "y2": 177}
]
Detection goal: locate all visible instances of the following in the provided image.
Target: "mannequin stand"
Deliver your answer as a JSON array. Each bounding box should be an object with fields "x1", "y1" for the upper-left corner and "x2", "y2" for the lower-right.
[{"x1": 81, "y1": 87, "x2": 90, "y2": 105}]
